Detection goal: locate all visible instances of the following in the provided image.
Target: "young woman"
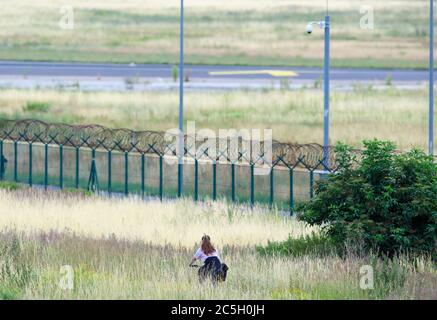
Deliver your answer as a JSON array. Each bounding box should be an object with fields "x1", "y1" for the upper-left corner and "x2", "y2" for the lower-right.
[{"x1": 189, "y1": 235, "x2": 223, "y2": 283}]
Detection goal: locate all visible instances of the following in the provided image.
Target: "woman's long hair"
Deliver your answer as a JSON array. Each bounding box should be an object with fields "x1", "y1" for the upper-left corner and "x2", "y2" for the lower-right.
[{"x1": 201, "y1": 235, "x2": 215, "y2": 255}]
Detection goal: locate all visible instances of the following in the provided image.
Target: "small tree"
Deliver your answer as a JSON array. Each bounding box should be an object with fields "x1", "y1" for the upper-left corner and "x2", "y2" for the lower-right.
[{"x1": 298, "y1": 140, "x2": 437, "y2": 257}]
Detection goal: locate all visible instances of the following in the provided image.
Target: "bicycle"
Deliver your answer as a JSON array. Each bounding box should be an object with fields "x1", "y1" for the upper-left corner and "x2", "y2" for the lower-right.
[{"x1": 190, "y1": 263, "x2": 229, "y2": 284}]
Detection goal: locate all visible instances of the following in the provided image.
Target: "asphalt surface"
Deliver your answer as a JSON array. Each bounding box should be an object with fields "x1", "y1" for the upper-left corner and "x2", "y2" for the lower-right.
[{"x1": 0, "y1": 60, "x2": 433, "y2": 83}]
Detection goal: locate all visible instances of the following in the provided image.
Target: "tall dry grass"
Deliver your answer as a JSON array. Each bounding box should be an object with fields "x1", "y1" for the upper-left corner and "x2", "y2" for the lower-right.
[
  {"x1": 0, "y1": 188, "x2": 312, "y2": 248},
  {"x1": 0, "y1": 88, "x2": 434, "y2": 150},
  {"x1": 0, "y1": 188, "x2": 435, "y2": 300}
]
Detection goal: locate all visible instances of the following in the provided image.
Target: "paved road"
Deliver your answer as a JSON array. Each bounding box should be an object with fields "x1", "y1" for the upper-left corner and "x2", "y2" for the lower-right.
[{"x1": 0, "y1": 60, "x2": 433, "y2": 83}]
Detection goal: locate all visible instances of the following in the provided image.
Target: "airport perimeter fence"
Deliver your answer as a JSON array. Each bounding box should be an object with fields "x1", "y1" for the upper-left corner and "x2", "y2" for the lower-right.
[{"x1": 0, "y1": 119, "x2": 345, "y2": 214}]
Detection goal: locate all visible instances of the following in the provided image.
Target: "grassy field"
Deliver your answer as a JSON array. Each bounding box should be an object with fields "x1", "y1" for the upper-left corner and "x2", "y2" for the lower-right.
[
  {"x1": 0, "y1": 0, "x2": 433, "y2": 68},
  {"x1": 0, "y1": 87, "x2": 435, "y2": 151},
  {"x1": 0, "y1": 187, "x2": 435, "y2": 299}
]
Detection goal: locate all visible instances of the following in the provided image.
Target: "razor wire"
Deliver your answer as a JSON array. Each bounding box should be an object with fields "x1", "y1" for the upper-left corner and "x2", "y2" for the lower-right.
[{"x1": 0, "y1": 119, "x2": 343, "y2": 172}]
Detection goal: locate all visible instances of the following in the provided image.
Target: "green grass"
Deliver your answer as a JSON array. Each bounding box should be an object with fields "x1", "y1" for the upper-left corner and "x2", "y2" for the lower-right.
[
  {"x1": 22, "y1": 101, "x2": 50, "y2": 113},
  {"x1": 0, "y1": 48, "x2": 430, "y2": 70}
]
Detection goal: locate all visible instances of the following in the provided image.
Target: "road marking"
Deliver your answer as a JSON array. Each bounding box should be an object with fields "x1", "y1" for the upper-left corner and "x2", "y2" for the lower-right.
[{"x1": 209, "y1": 70, "x2": 298, "y2": 77}]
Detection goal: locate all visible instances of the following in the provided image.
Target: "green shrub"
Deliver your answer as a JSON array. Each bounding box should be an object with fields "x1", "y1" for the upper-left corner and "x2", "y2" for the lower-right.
[
  {"x1": 23, "y1": 101, "x2": 50, "y2": 113},
  {"x1": 298, "y1": 140, "x2": 437, "y2": 257},
  {"x1": 256, "y1": 232, "x2": 337, "y2": 257},
  {"x1": 0, "y1": 181, "x2": 21, "y2": 191}
]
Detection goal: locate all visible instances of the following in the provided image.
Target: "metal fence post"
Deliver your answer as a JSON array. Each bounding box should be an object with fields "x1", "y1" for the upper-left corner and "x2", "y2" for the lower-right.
[
  {"x1": 13, "y1": 141, "x2": 17, "y2": 182},
  {"x1": 159, "y1": 155, "x2": 163, "y2": 201},
  {"x1": 212, "y1": 162, "x2": 217, "y2": 201},
  {"x1": 309, "y1": 170, "x2": 314, "y2": 199},
  {"x1": 44, "y1": 144, "x2": 48, "y2": 190},
  {"x1": 269, "y1": 167, "x2": 274, "y2": 208},
  {"x1": 0, "y1": 140, "x2": 3, "y2": 180},
  {"x1": 194, "y1": 159, "x2": 199, "y2": 201},
  {"x1": 141, "y1": 153, "x2": 145, "y2": 198},
  {"x1": 75, "y1": 147, "x2": 80, "y2": 189},
  {"x1": 87, "y1": 149, "x2": 99, "y2": 192},
  {"x1": 28, "y1": 143, "x2": 32, "y2": 187},
  {"x1": 107, "y1": 150, "x2": 112, "y2": 195},
  {"x1": 59, "y1": 144, "x2": 64, "y2": 189},
  {"x1": 250, "y1": 164, "x2": 255, "y2": 207},
  {"x1": 231, "y1": 163, "x2": 237, "y2": 202},
  {"x1": 124, "y1": 151, "x2": 129, "y2": 196},
  {"x1": 231, "y1": 163, "x2": 236, "y2": 202},
  {"x1": 289, "y1": 169, "x2": 294, "y2": 215}
]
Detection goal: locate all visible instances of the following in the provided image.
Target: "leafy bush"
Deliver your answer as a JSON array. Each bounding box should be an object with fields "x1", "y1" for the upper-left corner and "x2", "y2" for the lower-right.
[
  {"x1": 256, "y1": 232, "x2": 337, "y2": 257},
  {"x1": 298, "y1": 140, "x2": 437, "y2": 257}
]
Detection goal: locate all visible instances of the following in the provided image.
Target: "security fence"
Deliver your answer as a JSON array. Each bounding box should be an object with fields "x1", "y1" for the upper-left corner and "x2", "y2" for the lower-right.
[{"x1": 0, "y1": 119, "x2": 343, "y2": 213}]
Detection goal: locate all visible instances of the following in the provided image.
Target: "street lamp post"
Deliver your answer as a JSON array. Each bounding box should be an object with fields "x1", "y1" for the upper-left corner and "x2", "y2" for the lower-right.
[
  {"x1": 306, "y1": 15, "x2": 331, "y2": 167},
  {"x1": 178, "y1": 0, "x2": 184, "y2": 197},
  {"x1": 323, "y1": 15, "x2": 330, "y2": 166},
  {"x1": 430, "y1": 0, "x2": 434, "y2": 156}
]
